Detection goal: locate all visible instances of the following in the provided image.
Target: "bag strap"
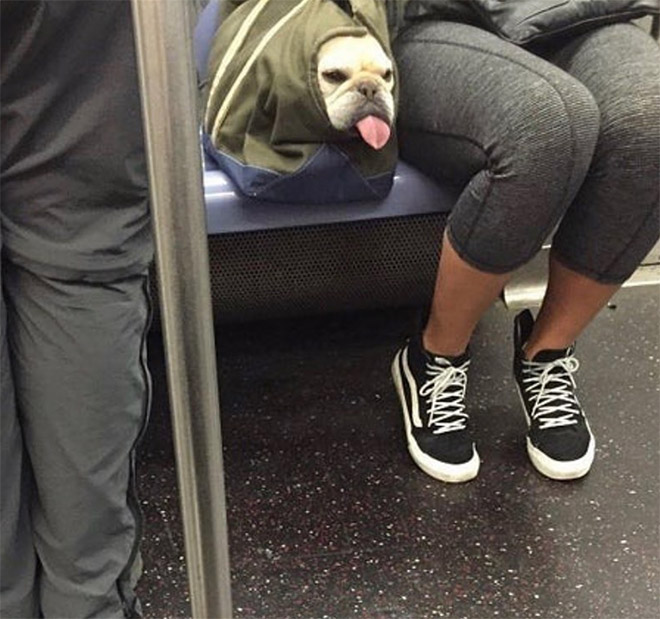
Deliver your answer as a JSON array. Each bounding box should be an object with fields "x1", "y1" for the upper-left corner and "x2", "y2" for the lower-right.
[
  {"x1": 204, "y1": 0, "x2": 272, "y2": 130},
  {"x1": 208, "y1": 0, "x2": 314, "y2": 142}
]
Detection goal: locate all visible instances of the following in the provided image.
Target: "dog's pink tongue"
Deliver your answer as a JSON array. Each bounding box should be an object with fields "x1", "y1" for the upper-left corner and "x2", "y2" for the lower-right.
[{"x1": 355, "y1": 115, "x2": 391, "y2": 150}]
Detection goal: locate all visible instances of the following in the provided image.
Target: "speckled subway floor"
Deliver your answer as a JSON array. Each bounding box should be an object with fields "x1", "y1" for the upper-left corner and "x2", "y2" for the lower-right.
[{"x1": 136, "y1": 285, "x2": 659, "y2": 619}]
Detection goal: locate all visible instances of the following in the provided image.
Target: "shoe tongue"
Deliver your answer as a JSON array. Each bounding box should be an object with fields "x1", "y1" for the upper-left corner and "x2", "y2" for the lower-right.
[
  {"x1": 531, "y1": 346, "x2": 573, "y2": 363},
  {"x1": 440, "y1": 350, "x2": 471, "y2": 366},
  {"x1": 418, "y1": 336, "x2": 470, "y2": 366},
  {"x1": 355, "y1": 115, "x2": 391, "y2": 150}
]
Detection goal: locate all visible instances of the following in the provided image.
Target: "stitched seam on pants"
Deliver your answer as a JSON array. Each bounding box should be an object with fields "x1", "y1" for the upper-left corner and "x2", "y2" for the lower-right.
[
  {"x1": 401, "y1": 126, "x2": 549, "y2": 270},
  {"x1": 596, "y1": 200, "x2": 659, "y2": 281},
  {"x1": 445, "y1": 221, "x2": 511, "y2": 274},
  {"x1": 399, "y1": 127, "x2": 495, "y2": 251},
  {"x1": 117, "y1": 274, "x2": 153, "y2": 617},
  {"x1": 461, "y1": 169, "x2": 496, "y2": 250},
  {"x1": 550, "y1": 248, "x2": 626, "y2": 285},
  {"x1": 400, "y1": 127, "x2": 502, "y2": 260},
  {"x1": 402, "y1": 37, "x2": 580, "y2": 237}
]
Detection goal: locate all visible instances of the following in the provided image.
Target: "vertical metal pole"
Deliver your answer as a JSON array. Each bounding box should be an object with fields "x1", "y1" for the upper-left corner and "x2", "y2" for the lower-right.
[{"x1": 130, "y1": 1, "x2": 232, "y2": 617}]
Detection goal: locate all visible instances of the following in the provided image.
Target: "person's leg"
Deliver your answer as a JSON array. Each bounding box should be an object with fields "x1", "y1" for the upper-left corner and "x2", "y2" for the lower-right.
[
  {"x1": 391, "y1": 22, "x2": 600, "y2": 481},
  {"x1": 0, "y1": 6, "x2": 41, "y2": 614},
  {"x1": 525, "y1": 24, "x2": 660, "y2": 359},
  {"x1": 523, "y1": 256, "x2": 619, "y2": 359},
  {"x1": 3, "y1": 265, "x2": 152, "y2": 618},
  {"x1": 1, "y1": 0, "x2": 153, "y2": 614},
  {"x1": 422, "y1": 231, "x2": 510, "y2": 356},
  {"x1": 0, "y1": 242, "x2": 39, "y2": 618},
  {"x1": 509, "y1": 24, "x2": 660, "y2": 480},
  {"x1": 394, "y1": 22, "x2": 600, "y2": 358}
]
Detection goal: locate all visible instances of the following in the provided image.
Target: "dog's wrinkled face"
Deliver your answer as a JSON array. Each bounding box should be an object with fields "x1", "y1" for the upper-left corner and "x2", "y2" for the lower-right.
[{"x1": 316, "y1": 34, "x2": 395, "y2": 150}]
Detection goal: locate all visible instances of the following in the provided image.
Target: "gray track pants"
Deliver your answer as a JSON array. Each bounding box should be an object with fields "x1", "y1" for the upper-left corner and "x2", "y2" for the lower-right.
[
  {"x1": 1, "y1": 1, "x2": 153, "y2": 616},
  {"x1": 394, "y1": 22, "x2": 660, "y2": 283}
]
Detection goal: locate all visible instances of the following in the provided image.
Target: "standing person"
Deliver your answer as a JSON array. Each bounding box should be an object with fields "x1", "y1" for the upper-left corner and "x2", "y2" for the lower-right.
[
  {"x1": 388, "y1": 0, "x2": 660, "y2": 482},
  {"x1": 1, "y1": 0, "x2": 153, "y2": 616}
]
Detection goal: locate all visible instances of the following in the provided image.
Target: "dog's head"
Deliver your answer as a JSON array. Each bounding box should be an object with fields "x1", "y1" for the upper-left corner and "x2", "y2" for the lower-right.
[{"x1": 316, "y1": 33, "x2": 395, "y2": 150}]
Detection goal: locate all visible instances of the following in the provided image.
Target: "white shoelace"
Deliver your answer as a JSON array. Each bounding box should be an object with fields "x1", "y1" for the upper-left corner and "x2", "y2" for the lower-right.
[
  {"x1": 419, "y1": 359, "x2": 470, "y2": 434},
  {"x1": 522, "y1": 355, "x2": 581, "y2": 429}
]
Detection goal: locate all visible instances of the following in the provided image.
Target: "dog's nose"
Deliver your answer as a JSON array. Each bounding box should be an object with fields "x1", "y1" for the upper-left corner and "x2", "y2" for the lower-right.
[{"x1": 357, "y1": 80, "x2": 378, "y2": 100}]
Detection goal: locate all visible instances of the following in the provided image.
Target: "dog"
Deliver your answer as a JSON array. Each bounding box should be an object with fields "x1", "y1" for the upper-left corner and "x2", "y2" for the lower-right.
[
  {"x1": 316, "y1": 32, "x2": 395, "y2": 151},
  {"x1": 204, "y1": 0, "x2": 398, "y2": 201}
]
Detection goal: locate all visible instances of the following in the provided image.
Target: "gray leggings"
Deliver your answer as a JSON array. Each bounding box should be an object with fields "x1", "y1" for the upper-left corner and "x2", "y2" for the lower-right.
[{"x1": 394, "y1": 22, "x2": 660, "y2": 284}]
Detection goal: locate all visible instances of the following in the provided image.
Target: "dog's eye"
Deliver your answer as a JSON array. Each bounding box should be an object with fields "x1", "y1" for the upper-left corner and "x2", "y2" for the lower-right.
[
  {"x1": 383, "y1": 69, "x2": 393, "y2": 81},
  {"x1": 322, "y1": 70, "x2": 348, "y2": 84}
]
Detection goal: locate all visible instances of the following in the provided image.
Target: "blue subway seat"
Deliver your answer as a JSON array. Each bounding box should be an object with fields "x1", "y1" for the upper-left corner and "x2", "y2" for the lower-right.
[{"x1": 203, "y1": 152, "x2": 457, "y2": 235}]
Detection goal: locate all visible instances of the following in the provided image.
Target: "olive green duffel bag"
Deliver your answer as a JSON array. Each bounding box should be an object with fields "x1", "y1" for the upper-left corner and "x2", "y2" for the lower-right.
[{"x1": 203, "y1": 0, "x2": 398, "y2": 204}]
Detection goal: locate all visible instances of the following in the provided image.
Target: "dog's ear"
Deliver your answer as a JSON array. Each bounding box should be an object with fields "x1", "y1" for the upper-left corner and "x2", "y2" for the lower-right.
[{"x1": 330, "y1": 0, "x2": 353, "y2": 16}]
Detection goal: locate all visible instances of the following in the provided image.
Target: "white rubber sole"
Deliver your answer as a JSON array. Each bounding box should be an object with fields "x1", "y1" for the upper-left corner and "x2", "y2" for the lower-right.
[
  {"x1": 515, "y1": 382, "x2": 595, "y2": 481},
  {"x1": 392, "y1": 350, "x2": 480, "y2": 483}
]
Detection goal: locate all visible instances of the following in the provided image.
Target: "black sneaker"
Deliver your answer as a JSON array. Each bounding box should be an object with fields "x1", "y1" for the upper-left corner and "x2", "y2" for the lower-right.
[
  {"x1": 513, "y1": 310, "x2": 595, "y2": 480},
  {"x1": 391, "y1": 334, "x2": 479, "y2": 482}
]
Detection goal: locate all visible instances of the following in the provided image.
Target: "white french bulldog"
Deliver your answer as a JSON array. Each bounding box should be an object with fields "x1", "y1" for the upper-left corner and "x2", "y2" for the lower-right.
[{"x1": 316, "y1": 32, "x2": 396, "y2": 151}]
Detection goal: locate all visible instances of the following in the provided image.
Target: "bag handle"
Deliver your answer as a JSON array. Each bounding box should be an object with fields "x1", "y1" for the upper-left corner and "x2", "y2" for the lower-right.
[
  {"x1": 204, "y1": 0, "x2": 272, "y2": 130},
  {"x1": 209, "y1": 0, "x2": 315, "y2": 142}
]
